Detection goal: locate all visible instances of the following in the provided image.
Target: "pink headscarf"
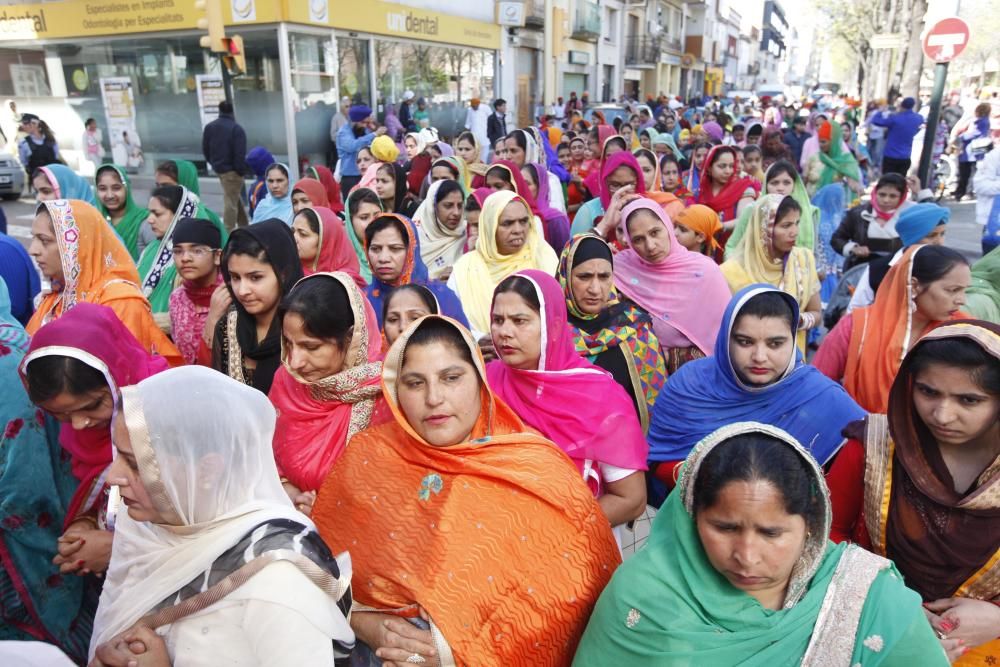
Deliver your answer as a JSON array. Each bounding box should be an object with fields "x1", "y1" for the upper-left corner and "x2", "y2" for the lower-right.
[
  {"x1": 486, "y1": 270, "x2": 648, "y2": 495},
  {"x1": 613, "y1": 198, "x2": 730, "y2": 355},
  {"x1": 599, "y1": 150, "x2": 647, "y2": 209},
  {"x1": 301, "y1": 206, "x2": 366, "y2": 288}
]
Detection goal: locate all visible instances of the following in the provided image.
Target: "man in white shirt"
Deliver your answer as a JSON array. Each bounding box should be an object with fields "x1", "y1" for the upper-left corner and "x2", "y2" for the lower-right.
[{"x1": 464, "y1": 98, "x2": 491, "y2": 163}]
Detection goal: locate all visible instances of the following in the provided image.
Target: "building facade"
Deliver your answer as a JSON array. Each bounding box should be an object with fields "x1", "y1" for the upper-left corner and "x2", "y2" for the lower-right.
[{"x1": 0, "y1": 0, "x2": 501, "y2": 179}]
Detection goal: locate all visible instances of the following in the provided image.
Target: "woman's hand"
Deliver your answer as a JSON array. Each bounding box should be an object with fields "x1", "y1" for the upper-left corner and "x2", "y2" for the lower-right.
[
  {"x1": 852, "y1": 245, "x2": 871, "y2": 258},
  {"x1": 437, "y1": 266, "x2": 453, "y2": 282},
  {"x1": 91, "y1": 625, "x2": 168, "y2": 667},
  {"x1": 845, "y1": 178, "x2": 865, "y2": 196},
  {"x1": 596, "y1": 185, "x2": 641, "y2": 240},
  {"x1": 204, "y1": 285, "x2": 232, "y2": 338},
  {"x1": 374, "y1": 616, "x2": 438, "y2": 667},
  {"x1": 293, "y1": 490, "x2": 317, "y2": 517},
  {"x1": 925, "y1": 597, "x2": 1000, "y2": 657},
  {"x1": 54, "y1": 528, "x2": 113, "y2": 575},
  {"x1": 478, "y1": 335, "x2": 497, "y2": 363}
]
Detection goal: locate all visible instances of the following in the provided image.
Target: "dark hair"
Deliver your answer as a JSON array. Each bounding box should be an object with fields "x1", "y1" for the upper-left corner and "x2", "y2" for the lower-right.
[
  {"x1": 219, "y1": 101, "x2": 234, "y2": 114},
  {"x1": 465, "y1": 193, "x2": 482, "y2": 212},
  {"x1": 493, "y1": 98, "x2": 506, "y2": 109},
  {"x1": 376, "y1": 162, "x2": 397, "y2": 184},
  {"x1": 693, "y1": 141, "x2": 714, "y2": 154},
  {"x1": 25, "y1": 355, "x2": 107, "y2": 405},
  {"x1": 294, "y1": 208, "x2": 321, "y2": 234},
  {"x1": 404, "y1": 317, "x2": 478, "y2": 369},
  {"x1": 383, "y1": 284, "x2": 439, "y2": 324},
  {"x1": 95, "y1": 164, "x2": 123, "y2": 184},
  {"x1": 520, "y1": 164, "x2": 538, "y2": 187},
  {"x1": 733, "y1": 291, "x2": 796, "y2": 332},
  {"x1": 793, "y1": 115, "x2": 807, "y2": 125},
  {"x1": 505, "y1": 130, "x2": 527, "y2": 151},
  {"x1": 612, "y1": 117, "x2": 624, "y2": 132},
  {"x1": 486, "y1": 165, "x2": 514, "y2": 186},
  {"x1": 692, "y1": 433, "x2": 824, "y2": 534},
  {"x1": 775, "y1": 195, "x2": 802, "y2": 223},
  {"x1": 155, "y1": 160, "x2": 179, "y2": 182},
  {"x1": 875, "y1": 172, "x2": 907, "y2": 196},
  {"x1": 766, "y1": 160, "x2": 798, "y2": 185},
  {"x1": 742, "y1": 144, "x2": 762, "y2": 159},
  {"x1": 348, "y1": 188, "x2": 381, "y2": 218},
  {"x1": 605, "y1": 136, "x2": 628, "y2": 154},
  {"x1": 223, "y1": 228, "x2": 269, "y2": 266},
  {"x1": 634, "y1": 149, "x2": 656, "y2": 170},
  {"x1": 266, "y1": 164, "x2": 289, "y2": 180},
  {"x1": 492, "y1": 274, "x2": 541, "y2": 313},
  {"x1": 364, "y1": 214, "x2": 409, "y2": 248},
  {"x1": 435, "y1": 179, "x2": 465, "y2": 205},
  {"x1": 660, "y1": 153, "x2": 681, "y2": 169},
  {"x1": 278, "y1": 275, "x2": 354, "y2": 348},
  {"x1": 151, "y1": 184, "x2": 184, "y2": 213},
  {"x1": 747, "y1": 124, "x2": 764, "y2": 137},
  {"x1": 456, "y1": 131, "x2": 477, "y2": 147},
  {"x1": 85, "y1": 117, "x2": 96, "y2": 126},
  {"x1": 732, "y1": 123, "x2": 745, "y2": 132},
  {"x1": 911, "y1": 245, "x2": 969, "y2": 285},
  {"x1": 907, "y1": 332, "x2": 1000, "y2": 396},
  {"x1": 431, "y1": 159, "x2": 460, "y2": 180}
]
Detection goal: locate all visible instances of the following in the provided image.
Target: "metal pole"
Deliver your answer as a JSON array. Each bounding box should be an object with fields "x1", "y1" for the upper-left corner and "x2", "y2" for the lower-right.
[
  {"x1": 221, "y1": 58, "x2": 234, "y2": 107},
  {"x1": 917, "y1": 61, "x2": 947, "y2": 188}
]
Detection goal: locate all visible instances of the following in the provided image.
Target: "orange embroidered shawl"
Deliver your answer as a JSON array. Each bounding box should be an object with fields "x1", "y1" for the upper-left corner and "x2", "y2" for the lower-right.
[{"x1": 312, "y1": 315, "x2": 620, "y2": 666}]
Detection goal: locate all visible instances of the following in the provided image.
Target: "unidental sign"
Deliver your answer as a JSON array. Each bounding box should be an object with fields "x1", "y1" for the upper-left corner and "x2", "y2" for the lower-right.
[
  {"x1": 0, "y1": 8, "x2": 46, "y2": 36},
  {"x1": 386, "y1": 11, "x2": 439, "y2": 37}
]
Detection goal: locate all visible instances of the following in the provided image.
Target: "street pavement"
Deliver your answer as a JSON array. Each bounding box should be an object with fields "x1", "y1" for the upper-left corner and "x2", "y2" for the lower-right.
[{"x1": 2, "y1": 177, "x2": 987, "y2": 262}]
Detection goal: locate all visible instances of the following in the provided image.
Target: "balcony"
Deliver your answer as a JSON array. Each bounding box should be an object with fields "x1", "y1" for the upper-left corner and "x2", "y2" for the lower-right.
[
  {"x1": 571, "y1": 1, "x2": 601, "y2": 42},
  {"x1": 524, "y1": 0, "x2": 545, "y2": 31},
  {"x1": 625, "y1": 36, "x2": 661, "y2": 68},
  {"x1": 662, "y1": 35, "x2": 683, "y2": 53}
]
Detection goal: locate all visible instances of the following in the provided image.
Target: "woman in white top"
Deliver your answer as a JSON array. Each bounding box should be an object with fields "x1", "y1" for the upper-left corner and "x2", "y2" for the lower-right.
[{"x1": 89, "y1": 366, "x2": 353, "y2": 667}]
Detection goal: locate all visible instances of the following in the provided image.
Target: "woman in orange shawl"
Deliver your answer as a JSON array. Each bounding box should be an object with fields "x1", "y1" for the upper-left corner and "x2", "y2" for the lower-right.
[
  {"x1": 311, "y1": 315, "x2": 620, "y2": 667},
  {"x1": 814, "y1": 244, "x2": 972, "y2": 412},
  {"x1": 27, "y1": 200, "x2": 182, "y2": 366}
]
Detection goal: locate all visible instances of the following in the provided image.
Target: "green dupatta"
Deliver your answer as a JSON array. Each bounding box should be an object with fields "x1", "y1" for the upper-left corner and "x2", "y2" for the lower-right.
[
  {"x1": 343, "y1": 188, "x2": 383, "y2": 284},
  {"x1": 966, "y1": 246, "x2": 1000, "y2": 323},
  {"x1": 136, "y1": 187, "x2": 227, "y2": 313},
  {"x1": 96, "y1": 164, "x2": 148, "y2": 261},
  {"x1": 725, "y1": 164, "x2": 818, "y2": 258},
  {"x1": 172, "y1": 159, "x2": 225, "y2": 230},
  {"x1": 818, "y1": 121, "x2": 861, "y2": 190},
  {"x1": 573, "y1": 422, "x2": 947, "y2": 667}
]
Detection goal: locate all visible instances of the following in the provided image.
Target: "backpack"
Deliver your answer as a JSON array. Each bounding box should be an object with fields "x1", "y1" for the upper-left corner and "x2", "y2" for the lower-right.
[{"x1": 24, "y1": 138, "x2": 57, "y2": 175}]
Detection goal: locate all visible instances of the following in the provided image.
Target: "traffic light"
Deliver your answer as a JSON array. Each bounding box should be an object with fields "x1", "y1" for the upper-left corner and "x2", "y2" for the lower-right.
[
  {"x1": 195, "y1": 0, "x2": 226, "y2": 52},
  {"x1": 222, "y1": 36, "x2": 246, "y2": 77}
]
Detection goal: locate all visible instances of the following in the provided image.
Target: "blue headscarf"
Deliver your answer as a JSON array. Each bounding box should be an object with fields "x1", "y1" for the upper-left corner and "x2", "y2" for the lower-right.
[
  {"x1": 39, "y1": 164, "x2": 98, "y2": 206},
  {"x1": 246, "y1": 146, "x2": 275, "y2": 216},
  {"x1": 0, "y1": 232, "x2": 40, "y2": 325},
  {"x1": 647, "y1": 284, "x2": 865, "y2": 466},
  {"x1": 250, "y1": 162, "x2": 294, "y2": 225},
  {"x1": 0, "y1": 277, "x2": 92, "y2": 661},
  {"x1": 363, "y1": 214, "x2": 468, "y2": 330}
]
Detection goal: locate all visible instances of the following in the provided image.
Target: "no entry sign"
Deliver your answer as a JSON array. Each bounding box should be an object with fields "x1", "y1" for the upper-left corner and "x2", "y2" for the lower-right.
[{"x1": 923, "y1": 17, "x2": 970, "y2": 63}]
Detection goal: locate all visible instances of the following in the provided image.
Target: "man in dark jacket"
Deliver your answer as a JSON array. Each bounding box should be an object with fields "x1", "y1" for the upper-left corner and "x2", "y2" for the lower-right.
[
  {"x1": 869, "y1": 97, "x2": 924, "y2": 177},
  {"x1": 783, "y1": 116, "x2": 810, "y2": 168},
  {"x1": 487, "y1": 99, "x2": 508, "y2": 152},
  {"x1": 202, "y1": 101, "x2": 248, "y2": 229}
]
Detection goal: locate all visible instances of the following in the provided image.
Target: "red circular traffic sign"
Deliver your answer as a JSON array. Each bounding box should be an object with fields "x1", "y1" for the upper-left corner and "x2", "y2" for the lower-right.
[{"x1": 922, "y1": 17, "x2": 970, "y2": 63}]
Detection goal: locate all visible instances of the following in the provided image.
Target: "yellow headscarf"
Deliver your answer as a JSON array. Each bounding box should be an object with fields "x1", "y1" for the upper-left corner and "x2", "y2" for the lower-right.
[
  {"x1": 450, "y1": 190, "x2": 558, "y2": 332},
  {"x1": 719, "y1": 194, "x2": 818, "y2": 353},
  {"x1": 371, "y1": 135, "x2": 399, "y2": 163}
]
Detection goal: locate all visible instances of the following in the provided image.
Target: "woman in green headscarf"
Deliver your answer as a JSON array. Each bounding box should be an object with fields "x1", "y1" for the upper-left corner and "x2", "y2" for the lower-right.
[
  {"x1": 155, "y1": 159, "x2": 225, "y2": 230},
  {"x1": 966, "y1": 245, "x2": 1000, "y2": 322},
  {"x1": 804, "y1": 120, "x2": 863, "y2": 198},
  {"x1": 343, "y1": 187, "x2": 384, "y2": 284},
  {"x1": 573, "y1": 421, "x2": 947, "y2": 667},
  {"x1": 95, "y1": 163, "x2": 148, "y2": 261},
  {"x1": 725, "y1": 159, "x2": 817, "y2": 258},
  {"x1": 138, "y1": 185, "x2": 227, "y2": 328}
]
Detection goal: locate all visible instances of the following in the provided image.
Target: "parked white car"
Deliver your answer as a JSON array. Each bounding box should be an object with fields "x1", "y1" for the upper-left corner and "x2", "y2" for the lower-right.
[{"x1": 0, "y1": 152, "x2": 25, "y2": 200}]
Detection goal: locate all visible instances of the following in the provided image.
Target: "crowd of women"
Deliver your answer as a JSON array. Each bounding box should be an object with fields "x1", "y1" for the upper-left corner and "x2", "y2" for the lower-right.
[{"x1": 1, "y1": 96, "x2": 998, "y2": 667}]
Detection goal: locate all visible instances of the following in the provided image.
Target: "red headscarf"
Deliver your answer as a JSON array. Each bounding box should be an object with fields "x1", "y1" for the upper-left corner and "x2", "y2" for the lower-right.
[
  {"x1": 599, "y1": 150, "x2": 647, "y2": 209},
  {"x1": 300, "y1": 206, "x2": 365, "y2": 288},
  {"x1": 305, "y1": 165, "x2": 344, "y2": 214},
  {"x1": 292, "y1": 178, "x2": 330, "y2": 208},
  {"x1": 696, "y1": 145, "x2": 761, "y2": 219}
]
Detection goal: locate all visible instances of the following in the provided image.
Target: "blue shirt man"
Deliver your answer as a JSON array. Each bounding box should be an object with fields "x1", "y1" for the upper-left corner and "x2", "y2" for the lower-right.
[
  {"x1": 336, "y1": 105, "x2": 382, "y2": 193},
  {"x1": 870, "y1": 97, "x2": 924, "y2": 175}
]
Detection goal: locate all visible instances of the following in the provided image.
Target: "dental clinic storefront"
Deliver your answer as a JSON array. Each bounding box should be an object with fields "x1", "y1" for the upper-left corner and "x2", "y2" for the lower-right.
[{"x1": 0, "y1": 0, "x2": 500, "y2": 179}]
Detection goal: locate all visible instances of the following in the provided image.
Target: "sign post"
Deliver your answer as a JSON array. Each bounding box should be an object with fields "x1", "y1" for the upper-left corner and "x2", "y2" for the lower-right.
[{"x1": 917, "y1": 17, "x2": 970, "y2": 188}]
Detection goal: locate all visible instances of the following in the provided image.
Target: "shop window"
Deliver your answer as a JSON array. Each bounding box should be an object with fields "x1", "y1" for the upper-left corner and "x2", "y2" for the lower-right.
[{"x1": 290, "y1": 32, "x2": 338, "y2": 168}]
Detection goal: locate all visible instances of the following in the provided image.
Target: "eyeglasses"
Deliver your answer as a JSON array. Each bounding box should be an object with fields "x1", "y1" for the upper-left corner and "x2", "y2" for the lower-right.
[{"x1": 171, "y1": 246, "x2": 214, "y2": 258}]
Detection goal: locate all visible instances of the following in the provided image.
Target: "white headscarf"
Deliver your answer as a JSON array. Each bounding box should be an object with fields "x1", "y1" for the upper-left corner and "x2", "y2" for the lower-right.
[
  {"x1": 412, "y1": 179, "x2": 467, "y2": 280},
  {"x1": 90, "y1": 366, "x2": 350, "y2": 658}
]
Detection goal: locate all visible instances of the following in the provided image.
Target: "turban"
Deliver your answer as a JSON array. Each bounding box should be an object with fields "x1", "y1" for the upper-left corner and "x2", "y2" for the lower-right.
[
  {"x1": 371, "y1": 135, "x2": 400, "y2": 163},
  {"x1": 817, "y1": 121, "x2": 833, "y2": 141},
  {"x1": 896, "y1": 203, "x2": 949, "y2": 247},
  {"x1": 348, "y1": 105, "x2": 372, "y2": 122}
]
